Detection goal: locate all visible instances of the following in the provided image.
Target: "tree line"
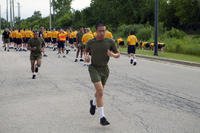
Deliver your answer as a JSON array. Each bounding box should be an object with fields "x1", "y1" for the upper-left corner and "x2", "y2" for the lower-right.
[{"x1": 1, "y1": 0, "x2": 200, "y2": 33}]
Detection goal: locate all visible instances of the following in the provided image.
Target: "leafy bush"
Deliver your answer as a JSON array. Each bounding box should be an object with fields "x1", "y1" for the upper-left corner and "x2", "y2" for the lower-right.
[
  {"x1": 136, "y1": 26, "x2": 152, "y2": 41},
  {"x1": 162, "y1": 28, "x2": 186, "y2": 39},
  {"x1": 164, "y1": 37, "x2": 200, "y2": 56},
  {"x1": 116, "y1": 24, "x2": 153, "y2": 40}
]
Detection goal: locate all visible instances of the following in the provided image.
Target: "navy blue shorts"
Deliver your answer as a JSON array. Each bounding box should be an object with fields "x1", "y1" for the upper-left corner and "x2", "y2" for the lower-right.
[
  {"x1": 52, "y1": 38, "x2": 57, "y2": 44},
  {"x1": 69, "y1": 38, "x2": 73, "y2": 44},
  {"x1": 58, "y1": 41, "x2": 65, "y2": 49},
  {"x1": 128, "y1": 45, "x2": 136, "y2": 54},
  {"x1": 73, "y1": 38, "x2": 77, "y2": 43},
  {"x1": 16, "y1": 38, "x2": 22, "y2": 45}
]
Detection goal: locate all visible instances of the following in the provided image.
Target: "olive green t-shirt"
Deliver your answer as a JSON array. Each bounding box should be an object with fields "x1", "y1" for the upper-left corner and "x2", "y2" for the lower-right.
[
  {"x1": 28, "y1": 37, "x2": 45, "y2": 56},
  {"x1": 77, "y1": 32, "x2": 83, "y2": 44},
  {"x1": 86, "y1": 38, "x2": 118, "y2": 67}
]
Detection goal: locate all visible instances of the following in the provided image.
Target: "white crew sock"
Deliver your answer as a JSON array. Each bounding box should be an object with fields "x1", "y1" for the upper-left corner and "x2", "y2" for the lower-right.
[
  {"x1": 98, "y1": 107, "x2": 105, "y2": 119},
  {"x1": 133, "y1": 58, "x2": 137, "y2": 62},
  {"x1": 93, "y1": 98, "x2": 96, "y2": 106},
  {"x1": 33, "y1": 72, "x2": 36, "y2": 75}
]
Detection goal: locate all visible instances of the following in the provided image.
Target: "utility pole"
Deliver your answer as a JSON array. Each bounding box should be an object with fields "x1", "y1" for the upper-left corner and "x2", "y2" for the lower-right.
[
  {"x1": 0, "y1": 4, "x2": 1, "y2": 32},
  {"x1": 154, "y1": 0, "x2": 159, "y2": 56},
  {"x1": 12, "y1": 0, "x2": 15, "y2": 27},
  {"x1": 52, "y1": 0, "x2": 55, "y2": 28},
  {"x1": 6, "y1": 0, "x2": 9, "y2": 22},
  {"x1": 10, "y1": 0, "x2": 13, "y2": 28},
  {"x1": 17, "y1": 2, "x2": 21, "y2": 20},
  {"x1": 49, "y1": 0, "x2": 52, "y2": 30}
]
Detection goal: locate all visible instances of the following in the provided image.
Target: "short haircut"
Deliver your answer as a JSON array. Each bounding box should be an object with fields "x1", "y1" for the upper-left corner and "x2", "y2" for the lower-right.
[
  {"x1": 130, "y1": 31, "x2": 135, "y2": 35},
  {"x1": 95, "y1": 21, "x2": 106, "y2": 30}
]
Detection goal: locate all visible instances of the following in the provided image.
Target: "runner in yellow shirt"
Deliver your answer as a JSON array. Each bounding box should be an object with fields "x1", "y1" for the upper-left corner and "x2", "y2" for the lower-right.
[
  {"x1": 52, "y1": 29, "x2": 59, "y2": 51},
  {"x1": 105, "y1": 30, "x2": 113, "y2": 39},
  {"x1": 47, "y1": 30, "x2": 52, "y2": 47},
  {"x1": 16, "y1": 29, "x2": 23, "y2": 51},
  {"x1": 117, "y1": 37, "x2": 124, "y2": 47},
  {"x1": 20, "y1": 29, "x2": 27, "y2": 51},
  {"x1": 82, "y1": 28, "x2": 94, "y2": 46},
  {"x1": 127, "y1": 31, "x2": 138, "y2": 65},
  {"x1": 82, "y1": 28, "x2": 94, "y2": 65},
  {"x1": 43, "y1": 30, "x2": 48, "y2": 44},
  {"x1": 57, "y1": 29, "x2": 67, "y2": 58},
  {"x1": 12, "y1": 29, "x2": 17, "y2": 48}
]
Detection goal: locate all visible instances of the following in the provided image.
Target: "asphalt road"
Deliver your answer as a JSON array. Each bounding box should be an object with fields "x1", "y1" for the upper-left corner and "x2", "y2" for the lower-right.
[{"x1": 0, "y1": 43, "x2": 200, "y2": 133}]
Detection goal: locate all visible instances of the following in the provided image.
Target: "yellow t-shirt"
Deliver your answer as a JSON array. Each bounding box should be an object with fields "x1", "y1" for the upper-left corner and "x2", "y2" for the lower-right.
[
  {"x1": 117, "y1": 38, "x2": 124, "y2": 44},
  {"x1": 127, "y1": 35, "x2": 138, "y2": 46},
  {"x1": 43, "y1": 32, "x2": 48, "y2": 38},
  {"x1": 9, "y1": 31, "x2": 14, "y2": 38},
  {"x1": 52, "y1": 31, "x2": 59, "y2": 38},
  {"x1": 93, "y1": 32, "x2": 97, "y2": 37},
  {"x1": 58, "y1": 33, "x2": 66, "y2": 41},
  {"x1": 71, "y1": 31, "x2": 77, "y2": 38},
  {"x1": 25, "y1": 30, "x2": 33, "y2": 38},
  {"x1": 47, "y1": 31, "x2": 52, "y2": 38},
  {"x1": 21, "y1": 30, "x2": 25, "y2": 38},
  {"x1": 142, "y1": 42, "x2": 148, "y2": 47},
  {"x1": 16, "y1": 32, "x2": 22, "y2": 39},
  {"x1": 12, "y1": 30, "x2": 17, "y2": 38},
  {"x1": 105, "y1": 31, "x2": 113, "y2": 39},
  {"x1": 82, "y1": 33, "x2": 94, "y2": 45}
]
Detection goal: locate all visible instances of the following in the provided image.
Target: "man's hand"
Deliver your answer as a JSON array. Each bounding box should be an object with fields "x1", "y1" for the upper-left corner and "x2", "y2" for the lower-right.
[
  {"x1": 107, "y1": 50, "x2": 120, "y2": 58},
  {"x1": 28, "y1": 47, "x2": 36, "y2": 51},
  {"x1": 84, "y1": 52, "x2": 90, "y2": 63},
  {"x1": 41, "y1": 48, "x2": 44, "y2": 52}
]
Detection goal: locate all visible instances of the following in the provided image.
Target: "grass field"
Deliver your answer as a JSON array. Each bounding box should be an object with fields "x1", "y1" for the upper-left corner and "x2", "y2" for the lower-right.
[{"x1": 119, "y1": 47, "x2": 200, "y2": 63}]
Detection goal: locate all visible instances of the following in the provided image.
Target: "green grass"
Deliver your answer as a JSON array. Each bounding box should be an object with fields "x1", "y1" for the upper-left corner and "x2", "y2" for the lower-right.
[{"x1": 119, "y1": 47, "x2": 200, "y2": 63}]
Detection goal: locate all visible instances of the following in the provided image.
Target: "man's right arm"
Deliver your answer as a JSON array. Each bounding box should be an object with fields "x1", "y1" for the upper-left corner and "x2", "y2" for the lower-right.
[
  {"x1": 27, "y1": 40, "x2": 35, "y2": 51},
  {"x1": 84, "y1": 41, "x2": 91, "y2": 63}
]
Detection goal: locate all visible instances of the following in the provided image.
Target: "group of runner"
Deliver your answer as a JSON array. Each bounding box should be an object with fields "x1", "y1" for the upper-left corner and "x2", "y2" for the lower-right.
[{"x1": 1, "y1": 22, "x2": 140, "y2": 126}]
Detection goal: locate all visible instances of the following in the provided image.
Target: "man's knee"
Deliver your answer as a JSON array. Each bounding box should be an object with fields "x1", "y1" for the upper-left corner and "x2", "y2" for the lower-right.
[{"x1": 96, "y1": 89, "x2": 103, "y2": 97}]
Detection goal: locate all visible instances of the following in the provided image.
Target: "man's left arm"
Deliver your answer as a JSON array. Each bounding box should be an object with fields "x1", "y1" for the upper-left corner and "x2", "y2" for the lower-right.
[{"x1": 107, "y1": 40, "x2": 120, "y2": 58}]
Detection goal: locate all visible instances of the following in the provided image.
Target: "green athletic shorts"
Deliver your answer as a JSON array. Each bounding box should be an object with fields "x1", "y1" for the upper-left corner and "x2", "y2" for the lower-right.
[
  {"x1": 4, "y1": 38, "x2": 10, "y2": 43},
  {"x1": 88, "y1": 65, "x2": 110, "y2": 86},
  {"x1": 30, "y1": 54, "x2": 42, "y2": 61}
]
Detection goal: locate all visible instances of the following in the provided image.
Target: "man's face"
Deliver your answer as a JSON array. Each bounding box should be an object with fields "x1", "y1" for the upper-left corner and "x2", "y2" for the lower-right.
[
  {"x1": 96, "y1": 26, "x2": 106, "y2": 40},
  {"x1": 34, "y1": 32, "x2": 39, "y2": 38}
]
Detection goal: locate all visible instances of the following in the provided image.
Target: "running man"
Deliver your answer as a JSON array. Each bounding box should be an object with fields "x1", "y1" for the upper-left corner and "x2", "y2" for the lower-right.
[
  {"x1": 57, "y1": 29, "x2": 67, "y2": 58},
  {"x1": 27, "y1": 31, "x2": 45, "y2": 79},
  {"x1": 2, "y1": 28, "x2": 10, "y2": 52},
  {"x1": 82, "y1": 28, "x2": 94, "y2": 66},
  {"x1": 75, "y1": 28, "x2": 84, "y2": 62},
  {"x1": 84, "y1": 22, "x2": 120, "y2": 126},
  {"x1": 127, "y1": 31, "x2": 138, "y2": 65},
  {"x1": 16, "y1": 29, "x2": 23, "y2": 51},
  {"x1": 52, "y1": 29, "x2": 59, "y2": 51}
]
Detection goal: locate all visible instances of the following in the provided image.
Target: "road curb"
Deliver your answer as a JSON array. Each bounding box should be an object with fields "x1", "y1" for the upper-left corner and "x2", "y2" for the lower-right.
[{"x1": 121, "y1": 52, "x2": 200, "y2": 67}]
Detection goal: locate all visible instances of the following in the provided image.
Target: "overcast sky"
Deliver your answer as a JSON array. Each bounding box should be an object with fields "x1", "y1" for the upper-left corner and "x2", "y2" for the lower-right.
[{"x1": 0, "y1": 0, "x2": 91, "y2": 19}]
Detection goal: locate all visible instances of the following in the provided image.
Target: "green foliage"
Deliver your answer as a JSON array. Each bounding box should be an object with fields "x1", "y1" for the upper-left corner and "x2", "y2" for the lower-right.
[
  {"x1": 161, "y1": 28, "x2": 186, "y2": 39},
  {"x1": 116, "y1": 24, "x2": 153, "y2": 41},
  {"x1": 137, "y1": 26, "x2": 152, "y2": 41},
  {"x1": 163, "y1": 36, "x2": 200, "y2": 56}
]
